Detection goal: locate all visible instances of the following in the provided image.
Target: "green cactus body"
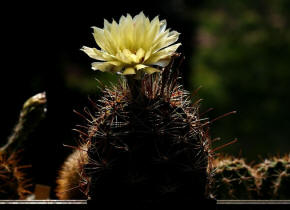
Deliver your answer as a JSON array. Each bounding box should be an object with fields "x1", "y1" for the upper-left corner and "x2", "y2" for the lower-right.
[
  {"x1": 210, "y1": 157, "x2": 258, "y2": 199},
  {"x1": 256, "y1": 154, "x2": 290, "y2": 199}
]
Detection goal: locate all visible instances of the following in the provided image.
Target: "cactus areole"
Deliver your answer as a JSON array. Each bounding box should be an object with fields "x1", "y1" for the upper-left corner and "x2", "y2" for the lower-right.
[{"x1": 79, "y1": 12, "x2": 214, "y2": 209}]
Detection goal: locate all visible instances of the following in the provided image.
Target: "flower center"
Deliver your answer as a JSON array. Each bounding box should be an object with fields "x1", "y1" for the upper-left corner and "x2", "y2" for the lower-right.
[{"x1": 120, "y1": 48, "x2": 146, "y2": 65}]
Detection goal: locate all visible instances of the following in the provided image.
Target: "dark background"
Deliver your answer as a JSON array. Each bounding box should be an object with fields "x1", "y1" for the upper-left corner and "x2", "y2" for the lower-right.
[{"x1": 1, "y1": 0, "x2": 290, "y2": 197}]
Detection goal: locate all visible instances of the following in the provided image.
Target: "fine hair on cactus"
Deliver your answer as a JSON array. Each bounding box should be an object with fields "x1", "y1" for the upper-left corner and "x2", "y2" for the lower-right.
[{"x1": 56, "y1": 144, "x2": 89, "y2": 200}]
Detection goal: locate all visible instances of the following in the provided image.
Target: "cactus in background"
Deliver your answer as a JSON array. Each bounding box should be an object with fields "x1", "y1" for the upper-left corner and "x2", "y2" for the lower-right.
[
  {"x1": 256, "y1": 154, "x2": 290, "y2": 199},
  {"x1": 210, "y1": 156, "x2": 258, "y2": 199},
  {"x1": 56, "y1": 144, "x2": 88, "y2": 200},
  {"x1": 0, "y1": 92, "x2": 47, "y2": 153},
  {"x1": 0, "y1": 92, "x2": 47, "y2": 199},
  {"x1": 0, "y1": 152, "x2": 31, "y2": 199}
]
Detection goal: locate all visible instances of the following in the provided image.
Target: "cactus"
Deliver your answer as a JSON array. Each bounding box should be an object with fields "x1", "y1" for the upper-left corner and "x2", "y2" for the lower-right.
[
  {"x1": 0, "y1": 92, "x2": 47, "y2": 153},
  {"x1": 0, "y1": 92, "x2": 46, "y2": 199},
  {"x1": 210, "y1": 156, "x2": 258, "y2": 199},
  {"x1": 0, "y1": 151, "x2": 31, "y2": 199},
  {"x1": 82, "y1": 64, "x2": 215, "y2": 208},
  {"x1": 55, "y1": 13, "x2": 223, "y2": 208},
  {"x1": 56, "y1": 144, "x2": 89, "y2": 200},
  {"x1": 256, "y1": 154, "x2": 290, "y2": 199},
  {"x1": 57, "y1": 62, "x2": 214, "y2": 206}
]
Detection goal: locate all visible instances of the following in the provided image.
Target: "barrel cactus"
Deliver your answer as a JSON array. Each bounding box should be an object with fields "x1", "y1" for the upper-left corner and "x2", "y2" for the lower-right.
[
  {"x1": 57, "y1": 12, "x2": 216, "y2": 208},
  {"x1": 256, "y1": 154, "x2": 290, "y2": 199},
  {"x1": 210, "y1": 156, "x2": 258, "y2": 199}
]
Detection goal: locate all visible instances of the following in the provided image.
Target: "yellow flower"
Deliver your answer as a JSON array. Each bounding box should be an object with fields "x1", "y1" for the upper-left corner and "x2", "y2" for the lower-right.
[{"x1": 81, "y1": 12, "x2": 181, "y2": 76}]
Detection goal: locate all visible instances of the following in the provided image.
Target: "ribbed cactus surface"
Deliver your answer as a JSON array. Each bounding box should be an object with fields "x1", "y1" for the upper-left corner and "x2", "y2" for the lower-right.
[
  {"x1": 210, "y1": 156, "x2": 258, "y2": 199},
  {"x1": 256, "y1": 154, "x2": 290, "y2": 199}
]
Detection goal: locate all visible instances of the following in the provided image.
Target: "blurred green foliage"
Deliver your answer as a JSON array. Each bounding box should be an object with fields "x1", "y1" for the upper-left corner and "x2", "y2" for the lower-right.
[{"x1": 189, "y1": 0, "x2": 290, "y2": 160}]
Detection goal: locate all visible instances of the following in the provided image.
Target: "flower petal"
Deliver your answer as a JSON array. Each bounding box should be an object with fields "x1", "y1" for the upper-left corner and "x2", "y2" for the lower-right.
[
  {"x1": 111, "y1": 20, "x2": 121, "y2": 48},
  {"x1": 159, "y1": 19, "x2": 167, "y2": 33},
  {"x1": 144, "y1": 48, "x2": 152, "y2": 61},
  {"x1": 153, "y1": 59, "x2": 171, "y2": 67},
  {"x1": 143, "y1": 16, "x2": 160, "y2": 50},
  {"x1": 153, "y1": 30, "x2": 180, "y2": 53},
  {"x1": 134, "y1": 13, "x2": 146, "y2": 50},
  {"x1": 135, "y1": 64, "x2": 147, "y2": 70},
  {"x1": 104, "y1": 19, "x2": 112, "y2": 31},
  {"x1": 136, "y1": 48, "x2": 145, "y2": 62},
  {"x1": 108, "y1": 60, "x2": 123, "y2": 66},
  {"x1": 91, "y1": 62, "x2": 114, "y2": 72},
  {"x1": 122, "y1": 67, "x2": 136, "y2": 75},
  {"x1": 92, "y1": 27, "x2": 113, "y2": 54},
  {"x1": 81, "y1": 46, "x2": 105, "y2": 61},
  {"x1": 144, "y1": 67, "x2": 160, "y2": 74},
  {"x1": 145, "y1": 43, "x2": 181, "y2": 64}
]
